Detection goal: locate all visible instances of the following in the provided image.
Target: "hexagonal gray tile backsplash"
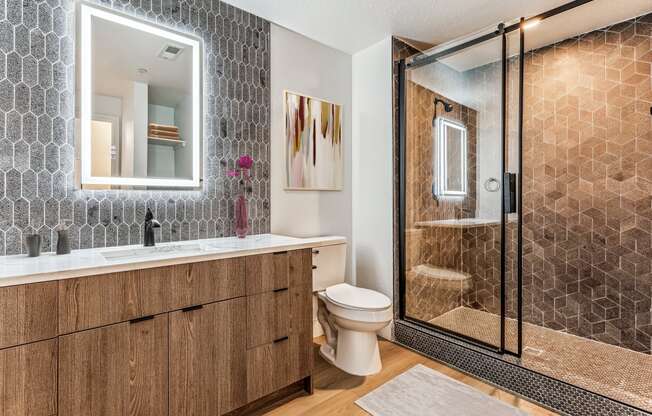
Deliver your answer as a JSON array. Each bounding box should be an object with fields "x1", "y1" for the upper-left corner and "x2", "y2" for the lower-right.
[{"x1": 0, "y1": 0, "x2": 271, "y2": 255}]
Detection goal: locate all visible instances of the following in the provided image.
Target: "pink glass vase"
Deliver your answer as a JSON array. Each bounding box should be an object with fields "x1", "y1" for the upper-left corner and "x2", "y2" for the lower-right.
[{"x1": 234, "y1": 194, "x2": 249, "y2": 238}]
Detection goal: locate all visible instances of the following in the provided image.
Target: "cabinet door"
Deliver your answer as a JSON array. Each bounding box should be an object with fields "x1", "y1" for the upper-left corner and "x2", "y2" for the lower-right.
[
  {"x1": 169, "y1": 298, "x2": 247, "y2": 416},
  {"x1": 58, "y1": 315, "x2": 168, "y2": 416},
  {"x1": 0, "y1": 339, "x2": 57, "y2": 416},
  {"x1": 0, "y1": 282, "x2": 58, "y2": 349}
]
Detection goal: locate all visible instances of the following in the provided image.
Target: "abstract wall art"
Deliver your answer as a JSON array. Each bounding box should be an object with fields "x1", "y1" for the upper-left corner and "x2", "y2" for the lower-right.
[{"x1": 284, "y1": 91, "x2": 343, "y2": 190}]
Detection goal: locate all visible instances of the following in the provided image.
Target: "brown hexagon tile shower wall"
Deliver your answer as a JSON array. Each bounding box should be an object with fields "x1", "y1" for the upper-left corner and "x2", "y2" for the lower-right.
[{"x1": 521, "y1": 14, "x2": 652, "y2": 353}]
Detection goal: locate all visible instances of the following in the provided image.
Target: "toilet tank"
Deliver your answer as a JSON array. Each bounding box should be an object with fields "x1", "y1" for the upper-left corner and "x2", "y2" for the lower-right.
[{"x1": 312, "y1": 243, "x2": 346, "y2": 291}]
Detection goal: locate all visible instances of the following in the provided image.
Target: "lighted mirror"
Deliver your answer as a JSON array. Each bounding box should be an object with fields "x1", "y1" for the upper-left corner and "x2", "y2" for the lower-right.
[
  {"x1": 435, "y1": 117, "x2": 467, "y2": 197},
  {"x1": 79, "y1": 4, "x2": 202, "y2": 189}
]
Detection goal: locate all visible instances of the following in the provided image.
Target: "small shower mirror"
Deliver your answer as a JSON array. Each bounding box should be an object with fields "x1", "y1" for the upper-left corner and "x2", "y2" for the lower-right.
[
  {"x1": 435, "y1": 117, "x2": 467, "y2": 197},
  {"x1": 78, "y1": 4, "x2": 202, "y2": 189}
]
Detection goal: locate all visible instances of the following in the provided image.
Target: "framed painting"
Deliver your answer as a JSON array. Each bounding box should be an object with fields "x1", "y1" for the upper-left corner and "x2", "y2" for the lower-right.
[{"x1": 284, "y1": 91, "x2": 343, "y2": 190}]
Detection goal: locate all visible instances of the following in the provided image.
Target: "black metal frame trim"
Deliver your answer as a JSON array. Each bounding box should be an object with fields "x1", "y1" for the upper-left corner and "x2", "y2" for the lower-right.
[
  {"x1": 397, "y1": 51, "x2": 504, "y2": 353},
  {"x1": 499, "y1": 23, "x2": 508, "y2": 354},
  {"x1": 517, "y1": 16, "x2": 525, "y2": 357},
  {"x1": 397, "y1": 59, "x2": 407, "y2": 321},
  {"x1": 407, "y1": 0, "x2": 595, "y2": 70}
]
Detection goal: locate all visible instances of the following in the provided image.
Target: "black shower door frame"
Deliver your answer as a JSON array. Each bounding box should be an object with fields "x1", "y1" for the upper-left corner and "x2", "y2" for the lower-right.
[{"x1": 397, "y1": 21, "x2": 524, "y2": 357}]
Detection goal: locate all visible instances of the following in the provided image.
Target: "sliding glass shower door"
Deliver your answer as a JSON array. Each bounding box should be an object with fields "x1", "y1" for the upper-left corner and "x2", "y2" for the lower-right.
[{"x1": 399, "y1": 24, "x2": 523, "y2": 355}]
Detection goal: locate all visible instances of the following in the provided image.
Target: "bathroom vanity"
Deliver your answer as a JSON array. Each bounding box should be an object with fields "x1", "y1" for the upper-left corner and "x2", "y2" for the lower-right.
[{"x1": 0, "y1": 234, "x2": 344, "y2": 416}]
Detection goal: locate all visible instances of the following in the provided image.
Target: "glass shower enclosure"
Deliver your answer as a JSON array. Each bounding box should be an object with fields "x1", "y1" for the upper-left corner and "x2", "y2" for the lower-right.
[
  {"x1": 398, "y1": 22, "x2": 523, "y2": 356},
  {"x1": 397, "y1": 0, "x2": 652, "y2": 412}
]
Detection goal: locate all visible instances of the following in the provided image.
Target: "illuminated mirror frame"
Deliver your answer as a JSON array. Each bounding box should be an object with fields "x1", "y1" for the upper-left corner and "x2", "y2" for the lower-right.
[
  {"x1": 435, "y1": 117, "x2": 467, "y2": 197},
  {"x1": 79, "y1": 3, "x2": 202, "y2": 188}
]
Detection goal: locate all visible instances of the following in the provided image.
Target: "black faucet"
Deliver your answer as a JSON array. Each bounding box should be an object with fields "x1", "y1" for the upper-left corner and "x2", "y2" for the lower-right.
[{"x1": 143, "y1": 208, "x2": 161, "y2": 247}]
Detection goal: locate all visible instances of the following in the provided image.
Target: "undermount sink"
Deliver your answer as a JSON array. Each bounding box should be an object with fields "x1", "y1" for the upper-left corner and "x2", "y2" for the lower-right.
[{"x1": 100, "y1": 243, "x2": 209, "y2": 261}]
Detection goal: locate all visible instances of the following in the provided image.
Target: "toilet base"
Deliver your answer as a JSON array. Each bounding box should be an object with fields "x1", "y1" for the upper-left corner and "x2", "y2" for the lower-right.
[{"x1": 320, "y1": 328, "x2": 382, "y2": 376}]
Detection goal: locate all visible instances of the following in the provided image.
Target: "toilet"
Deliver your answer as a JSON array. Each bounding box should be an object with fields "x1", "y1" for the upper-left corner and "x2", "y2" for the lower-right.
[{"x1": 313, "y1": 243, "x2": 392, "y2": 376}]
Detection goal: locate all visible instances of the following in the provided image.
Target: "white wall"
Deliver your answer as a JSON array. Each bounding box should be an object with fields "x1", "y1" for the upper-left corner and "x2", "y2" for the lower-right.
[
  {"x1": 174, "y1": 94, "x2": 194, "y2": 179},
  {"x1": 351, "y1": 37, "x2": 393, "y2": 337},
  {"x1": 270, "y1": 24, "x2": 353, "y2": 279},
  {"x1": 120, "y1": 84, "x2": 135, "y2": 178},
  {"x1": 133, "y1": 81, "x2": 149, "y2": 178}
]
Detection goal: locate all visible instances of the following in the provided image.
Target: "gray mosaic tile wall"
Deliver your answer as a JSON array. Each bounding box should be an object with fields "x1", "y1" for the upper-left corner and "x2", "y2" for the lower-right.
[{"x1": 0, "y1": 0, "x2": 271, "y2": 255}]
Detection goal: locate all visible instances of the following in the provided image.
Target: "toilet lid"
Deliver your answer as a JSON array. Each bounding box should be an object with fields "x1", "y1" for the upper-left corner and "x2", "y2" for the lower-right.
[{"x1": 325, "y1": 283, "x2": 391, "y2": 311}]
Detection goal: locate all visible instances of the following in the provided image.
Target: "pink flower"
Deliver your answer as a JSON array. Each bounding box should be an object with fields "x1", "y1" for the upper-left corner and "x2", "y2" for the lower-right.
[
  {"x1": 227, "y1": 170, "x2": 238, "y2": 177},
  {"x1": 237, "y1": 155, "x2": 253, "y2": 170}
]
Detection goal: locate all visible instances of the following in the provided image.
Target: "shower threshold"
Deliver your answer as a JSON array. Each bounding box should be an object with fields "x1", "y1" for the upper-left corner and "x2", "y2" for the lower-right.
[{"x1": 430, "y1": 307, "x2": 652, "y2": 412}]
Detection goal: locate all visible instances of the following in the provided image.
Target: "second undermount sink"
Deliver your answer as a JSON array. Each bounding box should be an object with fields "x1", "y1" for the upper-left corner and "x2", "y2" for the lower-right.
[{"x1": 101, "y1": 243, "x2": 211, "y2": 261}]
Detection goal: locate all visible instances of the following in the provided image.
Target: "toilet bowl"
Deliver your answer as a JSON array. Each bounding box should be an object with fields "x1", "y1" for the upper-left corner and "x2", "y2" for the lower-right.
[
  {"x1": 317, "y1": 283, "x2": 392, "y2": 376},
  {"x1": 312, "y1": 243, "x2": 392, "y2": 376}
]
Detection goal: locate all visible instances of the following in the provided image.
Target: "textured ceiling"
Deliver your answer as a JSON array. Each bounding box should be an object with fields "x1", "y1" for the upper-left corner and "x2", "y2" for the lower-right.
[
  {"x1": 220, "y1": 0, "x2": 574, "y2": 54},
  {"x1": 222, "y1": 0, "x2": 652, "y2": 55}
]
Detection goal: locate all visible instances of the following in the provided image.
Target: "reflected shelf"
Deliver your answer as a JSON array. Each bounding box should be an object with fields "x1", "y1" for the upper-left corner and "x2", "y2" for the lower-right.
[{"x1": 148, "y1": 137, "x2": 186, "y2": 147}]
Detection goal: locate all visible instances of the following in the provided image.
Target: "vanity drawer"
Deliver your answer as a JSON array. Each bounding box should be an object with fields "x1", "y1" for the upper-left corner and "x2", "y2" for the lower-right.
[
  {"x1": 0, "y1": 338, "x2": 58, "y2": 416},
  {"x1": 246, "y1": 336, "x2": 290, "y2": 402},
  {"x1": 245, "y1": 252, "x2": 289, "y2": 295},
  {"x1": 288, "y1": 249, "x2": 313, "y2": 288},
  {"x1": 246, "y1": 332, "x2": 312, "y2": 403},
  {"x1": 58, "y1": 267, "x2": 171, "y2": 334},
  {"x1": 247, "y1": 289, "x2": 290, "y2": 349},
  {"x1": 168, "y1": 258, "x2": 246, "y2": 310},
  {"x1": 0, "y1": 282, "x2": 58, "y2": 349}
]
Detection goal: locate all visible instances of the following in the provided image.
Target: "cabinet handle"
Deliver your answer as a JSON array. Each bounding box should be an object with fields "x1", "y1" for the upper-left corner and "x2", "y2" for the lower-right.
[
  {"x1": 130, "y1": 315, "x2": 154, "y2": 324},
  {"x1": 312, "y1": 265, "x2": 317, "y2": 270},
  {"x1": 312, "y1": 250, "x2": 320, "y2": 254},
  {"x1": 182, "y1": 304, "x2": 203, "y2": 312},
  {"x1": 273, "y1": 251, "x2": 287, "y2": 255},
  {"x1": 273, "y1": 336, "x2": 289, "y2": 343},
  {"x1": 273, "y1": 287, "x2": 289, "y2": 293}
]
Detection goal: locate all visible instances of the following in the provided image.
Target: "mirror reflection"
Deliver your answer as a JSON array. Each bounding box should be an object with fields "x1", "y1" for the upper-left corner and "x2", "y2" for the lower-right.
[
  {"x1": 435, "y1": 117, "x2": 467, "y2": 197},
  {"x1": 80, "y1": 5, "x2": 201, "y2": 188}
]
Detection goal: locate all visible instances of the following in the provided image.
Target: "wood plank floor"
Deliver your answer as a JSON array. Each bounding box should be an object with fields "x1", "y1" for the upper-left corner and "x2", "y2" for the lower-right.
[{"x1": 264, "y1": 337, "x2": 558, "y2": 416}]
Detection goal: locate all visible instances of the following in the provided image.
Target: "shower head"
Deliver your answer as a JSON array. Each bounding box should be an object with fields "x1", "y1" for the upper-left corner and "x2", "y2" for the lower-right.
[{"x1": 435, "y1": 98, "x2": 453, "y2": 113}]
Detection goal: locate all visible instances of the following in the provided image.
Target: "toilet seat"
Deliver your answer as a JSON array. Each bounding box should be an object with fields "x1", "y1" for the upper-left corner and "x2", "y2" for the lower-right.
[{"x1": 325, "y1": 283, "x2": 391, "y2": 311}]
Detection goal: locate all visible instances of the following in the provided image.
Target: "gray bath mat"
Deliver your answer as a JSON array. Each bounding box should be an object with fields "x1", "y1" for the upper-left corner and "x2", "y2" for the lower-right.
[{"x1": 355, "y1": 364, "x2": 529, "y2": 416}]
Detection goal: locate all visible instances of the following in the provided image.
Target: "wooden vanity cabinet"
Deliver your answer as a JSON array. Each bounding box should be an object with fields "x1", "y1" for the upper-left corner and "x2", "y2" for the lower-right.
[{"x1": 1, "y1": 249, "x2": 314, "y2": 416}]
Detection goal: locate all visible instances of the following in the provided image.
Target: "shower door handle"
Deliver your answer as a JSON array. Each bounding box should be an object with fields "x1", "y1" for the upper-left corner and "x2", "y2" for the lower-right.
[{"x1": 503, "y1": 173, "x2": 517, "y2": 214}]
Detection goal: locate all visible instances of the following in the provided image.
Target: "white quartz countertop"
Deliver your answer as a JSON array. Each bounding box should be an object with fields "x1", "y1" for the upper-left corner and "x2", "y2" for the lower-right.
[{"x1": 0, "y1": 234, "x2": 346, "y2": 287}]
